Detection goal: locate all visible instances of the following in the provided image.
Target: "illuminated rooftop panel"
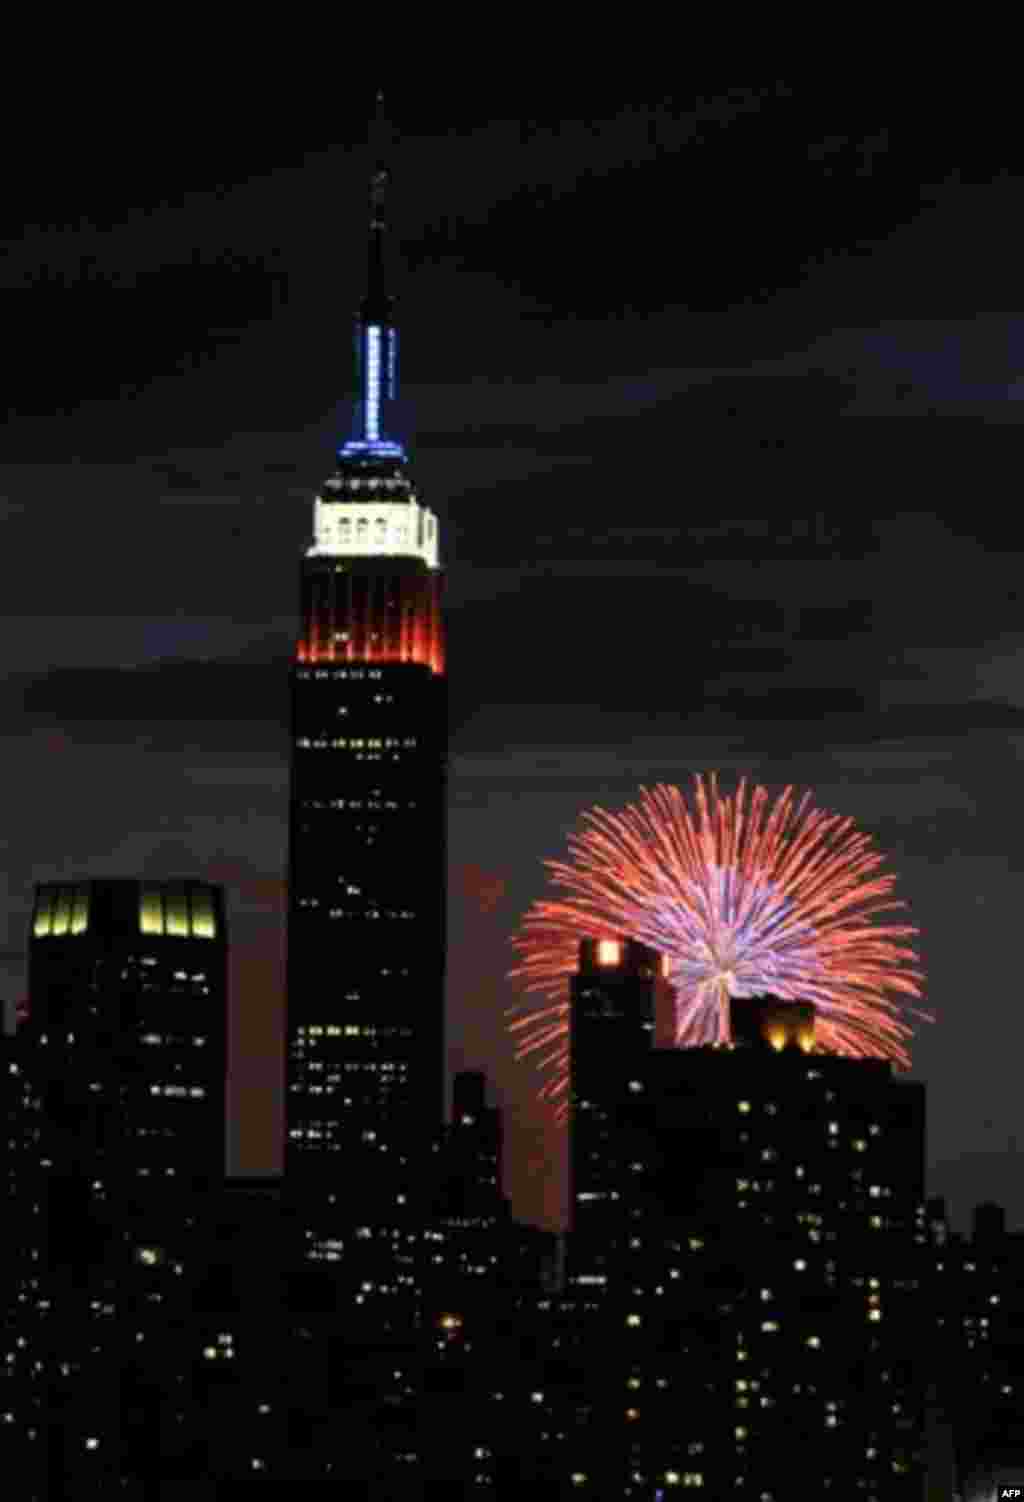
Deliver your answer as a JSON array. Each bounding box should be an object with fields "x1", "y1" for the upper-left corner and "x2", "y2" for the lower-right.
[
  {"x1": 139, "y1": 884, "x2": 218, "y2": 940},
  {"x1": 32, "y1": 884, "x2": 91, "y2": 939},
  {"x1": 32, "y1": 881, "x2": 220, "y2": 943}
]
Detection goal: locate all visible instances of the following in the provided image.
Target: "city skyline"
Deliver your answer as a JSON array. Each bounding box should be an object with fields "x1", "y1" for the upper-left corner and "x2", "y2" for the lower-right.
[{"x1": 4, "y1": 86, "x2": 1024, "y2": 1235}]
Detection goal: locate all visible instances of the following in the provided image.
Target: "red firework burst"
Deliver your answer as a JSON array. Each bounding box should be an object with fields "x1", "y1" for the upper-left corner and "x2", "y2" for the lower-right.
[{"x1": 508, "y1": 776, "x2": 928, "y2": 1118}]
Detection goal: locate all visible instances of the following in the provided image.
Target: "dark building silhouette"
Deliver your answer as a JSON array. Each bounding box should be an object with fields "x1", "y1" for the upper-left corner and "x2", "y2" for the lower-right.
[
  {"x1": 554, "y1": 960, "x2": 929, "y2": 1496},
  {"x1": 923, "y1": 1379, "x2": 957, "y2": 1501},
  {"x1": 440, "y1": 1069, "x2": 502, "y2": 1216},
  {"x1": 962, "y1": 1454, "x2": 1024, "y2": 1500},
  {"x1": 284, "y1": 101, "x2": 447, "y2": 1259},
  {"x1": 1, "y1": 1029, "x2": 36, "y2": 1481},
  {"x1": 637, "y1": 1013, "x2": 926, "y2": 1495},
  {"x1": 26, "y1": 880, "x2": 228, "y2": 1190},
  {"x1": 10, "y1": 878, "x2": 228, "y2": 1494},
  {"x1": 568, "y1": 936, "x2": 674, "y2": 1294},
  {"x1": 920, "y1": 1194, "x2": 1024, "y2": 1496}
]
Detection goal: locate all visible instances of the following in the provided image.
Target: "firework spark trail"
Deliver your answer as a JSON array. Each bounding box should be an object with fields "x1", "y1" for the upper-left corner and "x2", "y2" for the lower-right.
[{"x1": 508, "y1": 776, "x2": 928, "y2": 1117}]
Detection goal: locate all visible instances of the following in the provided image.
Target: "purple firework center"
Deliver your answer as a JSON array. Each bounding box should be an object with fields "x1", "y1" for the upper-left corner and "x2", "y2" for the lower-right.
[{"x1": 658, "y1": 866, "x2": 821, "y2": 1045}]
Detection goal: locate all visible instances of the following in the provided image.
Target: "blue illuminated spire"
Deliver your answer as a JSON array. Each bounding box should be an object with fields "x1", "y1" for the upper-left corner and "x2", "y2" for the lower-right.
[{"x1": 340, "y1": 90, "x2": 405, "y2": 462}]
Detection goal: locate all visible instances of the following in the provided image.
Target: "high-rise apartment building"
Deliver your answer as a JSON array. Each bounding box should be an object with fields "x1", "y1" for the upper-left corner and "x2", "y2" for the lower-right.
[
  {"x1": 637, "y1": 1004, "x2": 926, "y2": 1496},
  {"x1": 285, "y1": 109, "x2": 446, "y2": 1235},
  {"x1": 558, "y1": 970, "x2": 929, "y2": 1497}
]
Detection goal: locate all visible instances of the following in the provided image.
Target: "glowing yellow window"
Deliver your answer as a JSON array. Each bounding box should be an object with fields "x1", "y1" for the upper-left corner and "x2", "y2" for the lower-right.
[
  {"x1": 140, "y1": 888, "x2": 164, "y2": 936},
  {"x1": 165, "y1": 887, "x2": 188, "y2": 938},
  {"x1": 70, "y1": 887, "x2": 90, "y2": 935},
  {"x1": 51, "y1": 887, "x2": 72, "y2": 937},
  {"x1": 33, "y1": 889, "x2": 54, "y2": 938},
  {"x1": 191, "y1": 888, "x2": 216, "y2": 939}
]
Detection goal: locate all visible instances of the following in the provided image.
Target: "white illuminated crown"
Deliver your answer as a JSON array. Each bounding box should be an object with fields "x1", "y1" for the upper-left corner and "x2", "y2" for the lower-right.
[{"x1": 306, "y1": 484, "x2": 440, "y2": 570}]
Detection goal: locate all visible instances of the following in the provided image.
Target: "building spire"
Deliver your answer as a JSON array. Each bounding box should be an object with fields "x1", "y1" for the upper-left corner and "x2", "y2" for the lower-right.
[
  {"x1": 363, "y1": 89, "x2": 393, "y2": 326},
  {"x1": 342, "y1": 90, "x2": 404, "y2": 461}
]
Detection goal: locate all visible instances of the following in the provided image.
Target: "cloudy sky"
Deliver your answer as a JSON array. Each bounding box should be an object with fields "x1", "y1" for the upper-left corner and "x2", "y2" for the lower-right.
[{"x1": 4, "y1": 79, "x2": 1024, "y2": 1231}]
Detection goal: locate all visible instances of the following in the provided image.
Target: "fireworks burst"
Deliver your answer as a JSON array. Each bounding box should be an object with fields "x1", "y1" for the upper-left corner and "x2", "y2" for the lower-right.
[{"x1": 508, "y1": 776, "x2": 927, "y2": 1117}]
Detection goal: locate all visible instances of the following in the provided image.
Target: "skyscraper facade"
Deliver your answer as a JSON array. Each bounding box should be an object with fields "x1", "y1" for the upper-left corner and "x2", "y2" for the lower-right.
[
  {"x1": 15, "y1": 877, "x2": 228, "y2": 1493},
  {"x1": 26, "y1": 879, "x2": 228, "y2": 1194},
  {"x1": 285, "y1": 118, "x2": 447, "y2": 1236},
  {"x1": 568, "y1": 936, "x2": 674, "y2": 1292},
  {"x1": 1, "y1": 1029, "x2": 38, "y2": 1486}
]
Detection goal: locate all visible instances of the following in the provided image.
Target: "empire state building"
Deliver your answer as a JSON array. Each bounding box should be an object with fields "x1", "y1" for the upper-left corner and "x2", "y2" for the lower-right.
[{"x1": 285, "y1": 110, "x2": 447, "y2": 1222}]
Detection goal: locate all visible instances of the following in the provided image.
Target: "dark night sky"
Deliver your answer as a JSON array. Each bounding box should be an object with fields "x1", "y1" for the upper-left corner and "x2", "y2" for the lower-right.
[{"x1": 4, "y1": 77, "x2": 1024, "y2": 1233}]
